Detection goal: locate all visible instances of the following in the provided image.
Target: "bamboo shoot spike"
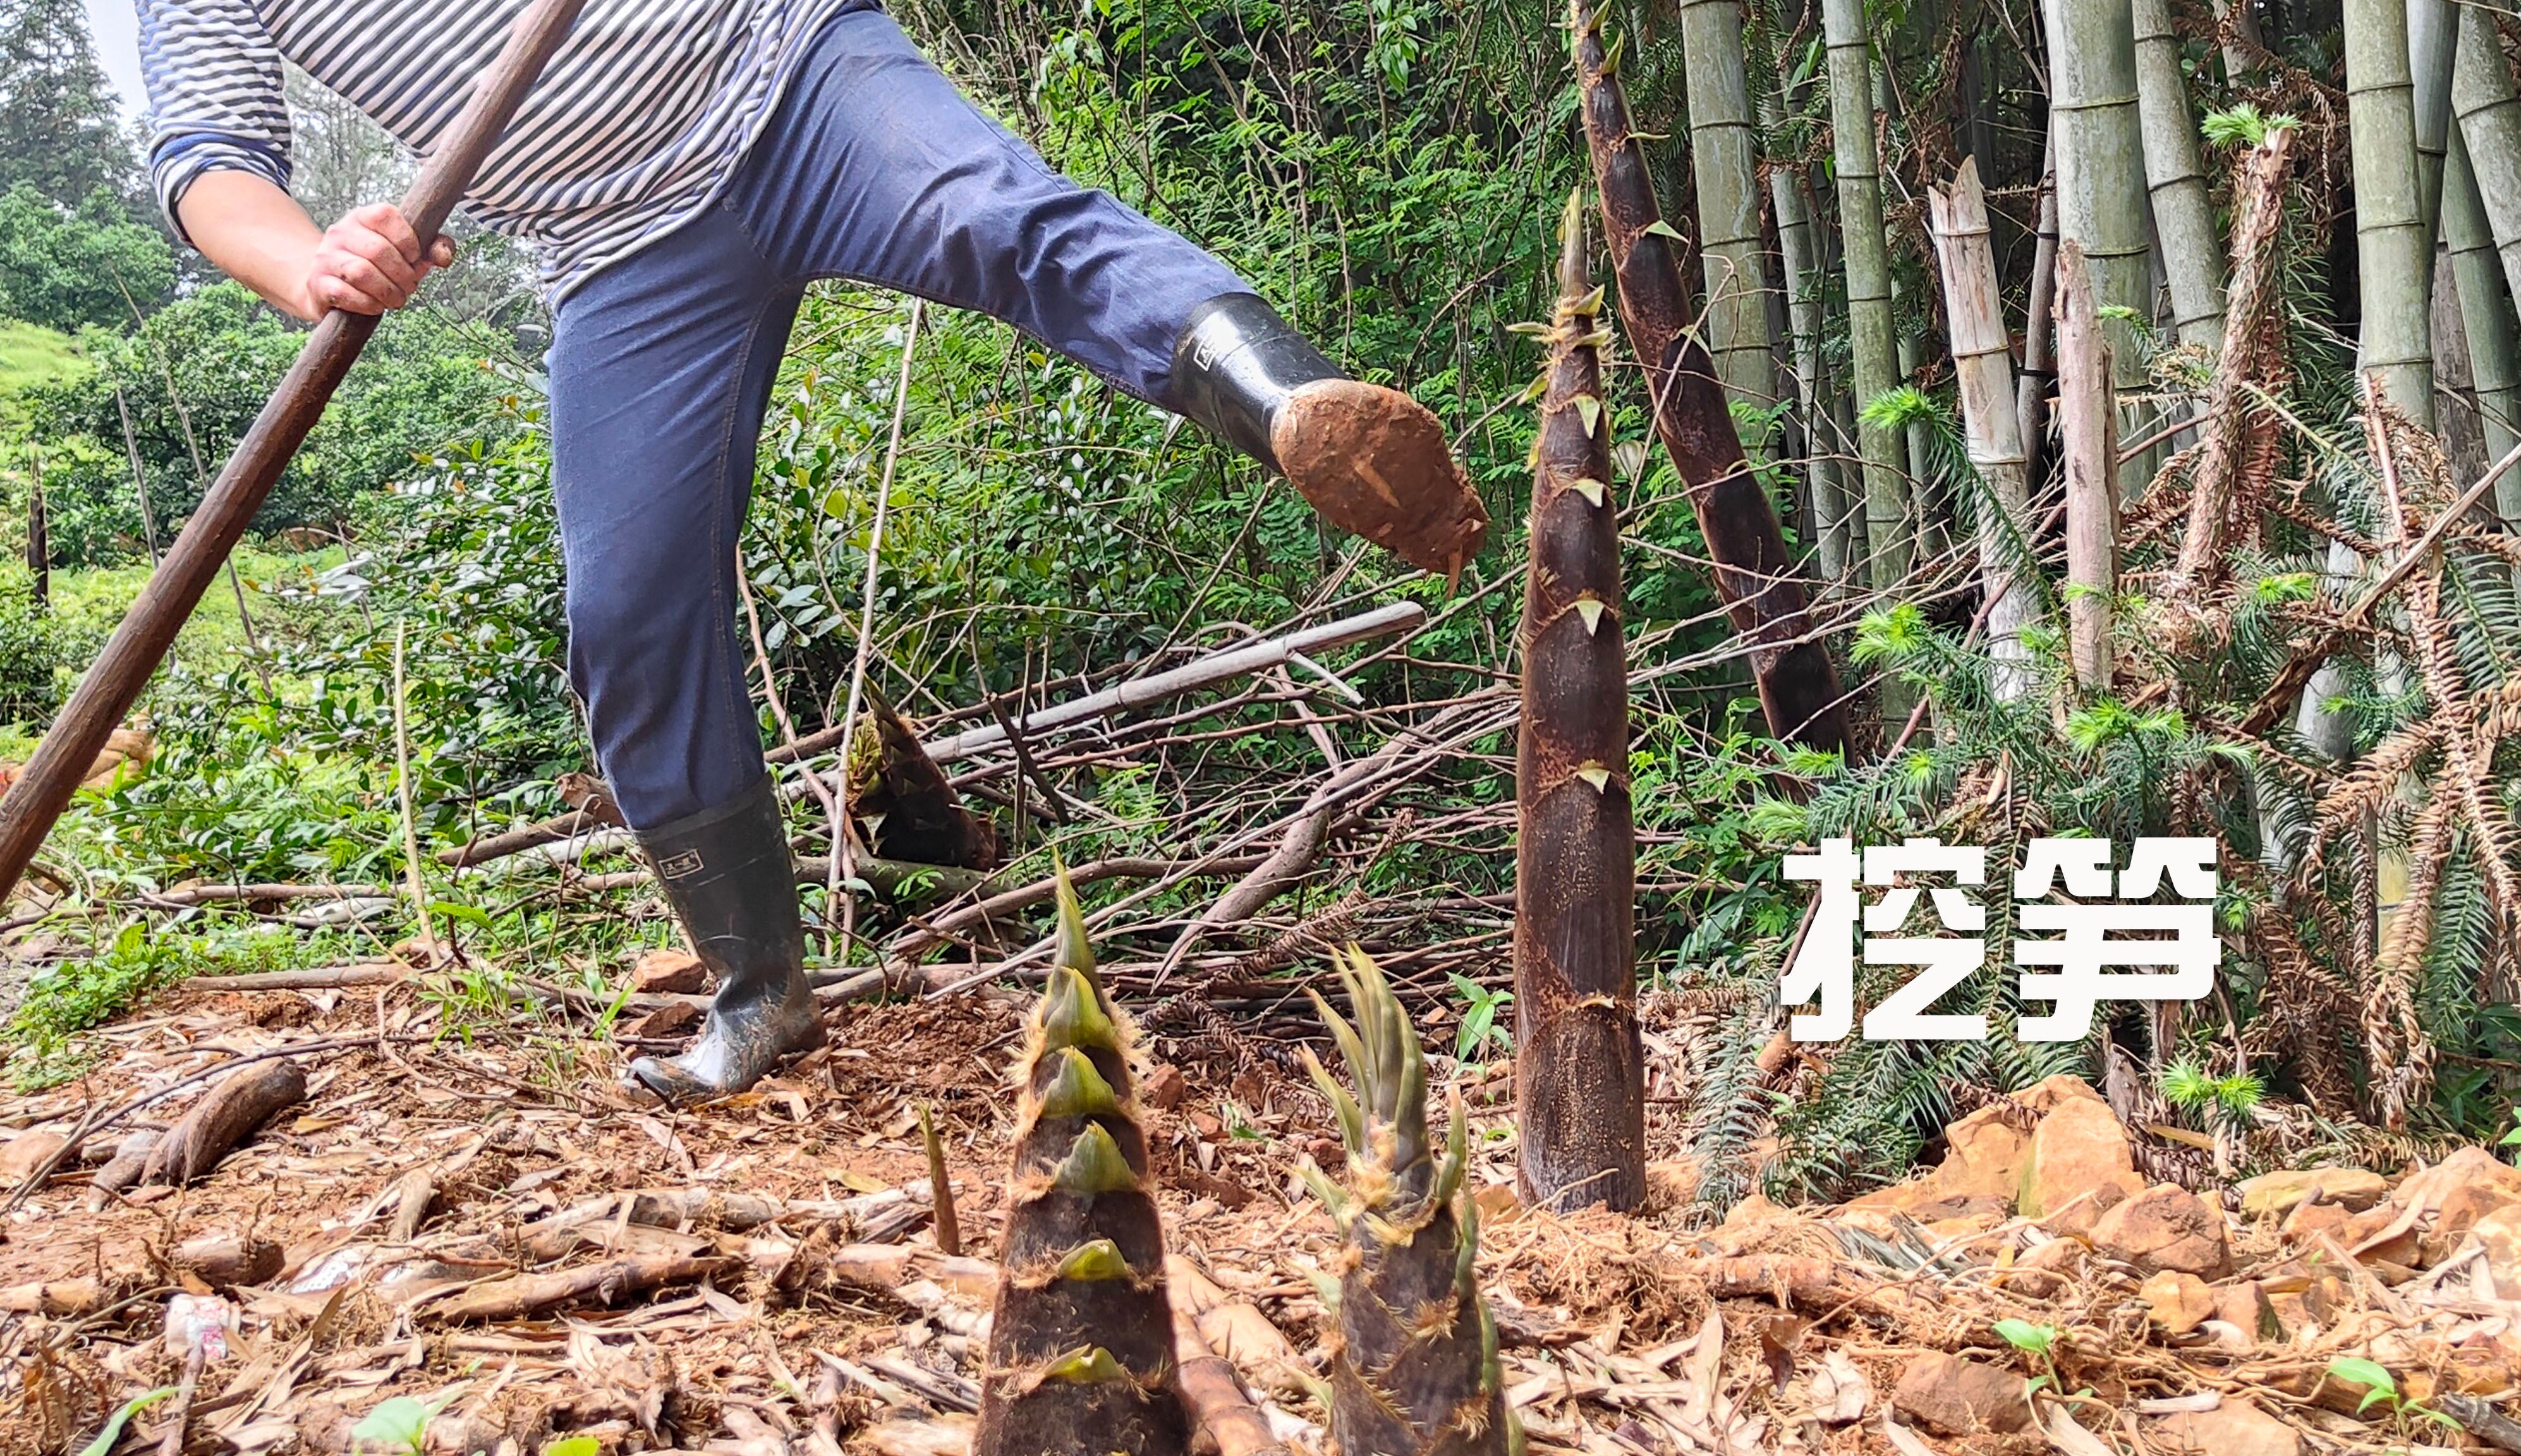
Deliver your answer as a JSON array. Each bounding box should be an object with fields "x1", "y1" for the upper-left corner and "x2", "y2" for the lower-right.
[
  {"x1": 1313, "y1": 949, "x2": 1517, "y2": 1456},
  {"x1": 973, "y1": 866, "x2": 1185, "y2": 1456},
  {"x1": 1514, "y1": 192, "x2": 1645, "y2": 1215}
]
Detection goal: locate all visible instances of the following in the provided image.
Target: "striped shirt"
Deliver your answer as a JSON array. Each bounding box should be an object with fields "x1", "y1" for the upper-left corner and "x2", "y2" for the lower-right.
[{"x1": 139, "y1": 0, "x2": 852, "y2": 301}]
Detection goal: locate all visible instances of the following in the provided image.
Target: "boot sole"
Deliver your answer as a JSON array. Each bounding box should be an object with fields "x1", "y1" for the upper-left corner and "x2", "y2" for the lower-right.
[{"x1": 1272, "y1": 380, "x2": 1490, "y2": 579}]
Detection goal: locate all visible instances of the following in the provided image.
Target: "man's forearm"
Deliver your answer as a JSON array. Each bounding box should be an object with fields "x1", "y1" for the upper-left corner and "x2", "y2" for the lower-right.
[
  {"x1": 174, "y1": 171, "x2": 328, "y2": 321},
  {"x1": 174, "y1": 171, "x2": 451, "y2": 321}
]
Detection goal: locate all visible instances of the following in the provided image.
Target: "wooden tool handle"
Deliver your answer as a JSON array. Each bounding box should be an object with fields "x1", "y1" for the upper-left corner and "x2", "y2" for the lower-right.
[{"x1": 0, "y1": 0, "x2": 587, "y2": 901}]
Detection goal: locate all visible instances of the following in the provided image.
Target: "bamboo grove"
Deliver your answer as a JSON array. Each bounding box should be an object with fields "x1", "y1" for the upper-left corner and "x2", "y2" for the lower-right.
[{"x1": 870, "y1": 0, "x2": 2521, "y2": 1198}]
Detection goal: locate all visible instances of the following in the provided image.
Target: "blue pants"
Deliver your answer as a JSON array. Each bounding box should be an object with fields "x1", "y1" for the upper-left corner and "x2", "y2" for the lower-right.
[{"x1": 549, "y1": 3, "x2": 1246, "y2": 829}]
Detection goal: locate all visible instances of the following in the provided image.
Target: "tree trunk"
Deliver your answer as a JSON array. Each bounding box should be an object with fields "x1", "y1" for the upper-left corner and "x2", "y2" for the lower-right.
[
  {"x1": 1928, "y1": 158, "x2": 2041, "y2": 701},
  {"x1": 2044, "y1": 0, "x2": 2158, "y2": 483},
  {"x1": 1514, "y1": 193, "x2": 1644, "y2": 1215},
  {"x1": 1570, "y1": 0, "x2": 1852, "y2": 751},
  {"x1": 2350, "y1": 0, "x2": 2436, "y2": 423},
  {"x1": 973, "y1": 877, "x2": 1185, "y2": 1456},
  {"x1": 2133, "y1": 0, "x2": 2228, "y2": 353},
  {"x1": 2058, "y1": 242, "x2": 2120, "y2": 693},
  {"x1": 1680, "y1": 0, "x2": 1779, "y2": 409},
  {"x1": 1822, "y1": 0, "x2": 1912, "y2": 590},
  {"x1": 2445, "y1": 128, "x2": 2521, "y2": 524},
  {"x1": 1764, "y1": 85, "x2": 1852, "y2": 582}
]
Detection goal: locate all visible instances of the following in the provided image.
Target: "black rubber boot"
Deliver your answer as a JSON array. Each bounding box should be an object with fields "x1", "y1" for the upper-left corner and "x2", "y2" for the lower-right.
[
  {"x1": 1167, "y1": 293, "x2": 1488, "y2": 581},
  {"x1": 624, "y1": 775, "x2": 825, "y2": 1105}
]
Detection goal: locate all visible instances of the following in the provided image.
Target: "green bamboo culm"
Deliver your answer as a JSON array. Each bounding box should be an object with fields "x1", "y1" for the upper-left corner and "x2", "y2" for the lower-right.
[
  {"x1": 2042, "y1": 0, "x2": 2156, "y2": 483},
  {"x1": 2131, "y1": 0, "x2": 2226, "y2": 355},
  {"x1": 1676, "y1": 0, "x2": 1776, "y2": 409},
  {"x1": 1303, "y1": 948, "x2": 1517, "y2": 1456},
  {"x1": 2347, "y1": 0, "x2": 2435, "y2": 424},
  {"x1": 972, "y1": 865, "x2": 1186, "y2": 1456},
  {"x1": 1819, "y1": 0, "x2": 1910, "y2": 590}
]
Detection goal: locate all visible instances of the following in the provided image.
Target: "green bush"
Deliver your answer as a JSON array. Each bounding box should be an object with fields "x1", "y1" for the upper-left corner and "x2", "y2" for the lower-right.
[{"x1": 0, "y1": 559, "x2": 63, "y2": 723}]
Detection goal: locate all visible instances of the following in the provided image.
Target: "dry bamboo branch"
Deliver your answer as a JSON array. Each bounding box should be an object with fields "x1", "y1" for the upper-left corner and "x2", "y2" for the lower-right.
[{"x1": 2172, "y1": 129, "x2": 2298, "y2": 588}]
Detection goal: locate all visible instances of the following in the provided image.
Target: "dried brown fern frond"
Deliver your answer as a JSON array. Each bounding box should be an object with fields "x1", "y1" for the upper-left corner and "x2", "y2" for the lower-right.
[{"x1": 2364, "y1": 796, "x2": 2453, "y2": 1128}]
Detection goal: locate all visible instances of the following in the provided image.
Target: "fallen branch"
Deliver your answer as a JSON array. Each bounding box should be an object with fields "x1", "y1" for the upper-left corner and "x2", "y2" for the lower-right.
[
  {"x1": 101, "y1": 1060, "x2": 307, "y2": 1191},
  {"x1": 1174, "y1": 1306, "x2": 1293, "y2": 1456},
  {"x1": 166, "y1": 1234, "x2": 283, "y2": 1290},
  {"x1": 782, "y1": 601, "x2": 1425, "y2": 766},
  {"x1": 2, "y1": 1034, "x2": 434, "y2": 1224},
  {"x1": 414, "y1": 1249, "x2": 734, "y2": 1323},
  {"x1": 2438, "y1": 1393, "x2": 2521, "y2": 1453},
  {"x1": 888, "y1": 855, "x2": 1267, "y2": 961},
  {"x1": 183, "y1": 962, "x2": 408, "y2": 993},
  {"x1": 2237, "y1": 439, "x2": 2521, "y2": 732}
]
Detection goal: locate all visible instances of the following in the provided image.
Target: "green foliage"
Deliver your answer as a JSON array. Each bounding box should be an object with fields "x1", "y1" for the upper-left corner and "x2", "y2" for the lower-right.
[
  {"x1": 25, "y1": 284, "x2": 518, "y2": 563},
  {"x1": 0, "y1": 0, "x2": 138, "y2": 211},
  {"x1": 0, "y1": 183, "x2": 175, "y2": 332},
  {"x1": 76, "y1": 1388, "x2": 175, "y2": 1456},
  {"x1": 1993, "y1": 1319, "x2": 2056, "y2": 1357},
  {"x1": 8, "y1": 920, "x2": 353, "y2": 1087},
  {"x1": 2161, "y1": 1059, "x2": 2265, "y2": 1122},
  {"x1": 2200, "y1": 102, "x2": 2299, "y2": 149},
  {"x1": 349, "y1": 1395, "x2": 446, "y2": 1454},
  {"x1": 0, "y1": 557, "x2": 61, "y2": 720},
  {"x1": 1447, "y1": 971, "x2": 1514, "y2": 1060}
]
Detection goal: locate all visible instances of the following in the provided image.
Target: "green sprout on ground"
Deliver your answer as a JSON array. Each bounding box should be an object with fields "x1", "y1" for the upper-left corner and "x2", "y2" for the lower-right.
[
  {"x1": 2325, "y1": 1357, "x2": 2458, "y2": 1436},
  {"x1": 1447, "y1": 971, "x2": 1514, "y2": 1061},
  {"x1": 349, "y1": 1395, "x2": 448, "y2": 1455},
  {"x1": 1993, "y1": 1318, "x2": 2063, "y2": 1396}
]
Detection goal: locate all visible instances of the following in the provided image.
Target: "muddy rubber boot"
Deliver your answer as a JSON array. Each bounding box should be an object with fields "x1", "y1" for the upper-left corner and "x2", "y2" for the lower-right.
[
  {"x1": 1169, "y1": 293, "x2": 1489, "y2": 580},
  {"x1": 624, "y1": 776, "x2": 825, "y2": 1105}
]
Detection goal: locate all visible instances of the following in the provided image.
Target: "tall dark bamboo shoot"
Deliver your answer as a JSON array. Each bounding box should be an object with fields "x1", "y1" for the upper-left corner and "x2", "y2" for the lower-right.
[
  {"x1": 1514, "y1": 194, "x2": 1644, "y2": 1215},
  {"x1": 1303, "y1": 949, "x2": 1515, "y2": 1456},
  {"x1": 973, "y1": 871, "x2": 1185, "y2": 1456},
  {"x1": 1569, "y1": 0, "x2": 1850, "y2": 751}
]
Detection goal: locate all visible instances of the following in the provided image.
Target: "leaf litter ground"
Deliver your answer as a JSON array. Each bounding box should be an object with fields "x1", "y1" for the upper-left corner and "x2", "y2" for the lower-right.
[{"x1": 3, "y1": 976, "x2": 2517, "y2": 1455}]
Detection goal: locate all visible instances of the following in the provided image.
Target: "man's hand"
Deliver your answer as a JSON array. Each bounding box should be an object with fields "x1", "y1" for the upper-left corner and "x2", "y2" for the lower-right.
[
  {"x1": 305, "y1": 202, "x2": 456, "y2": 316},
  {"x1": 175, "y1": 173, "x2": 457, "y2": 324}
]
